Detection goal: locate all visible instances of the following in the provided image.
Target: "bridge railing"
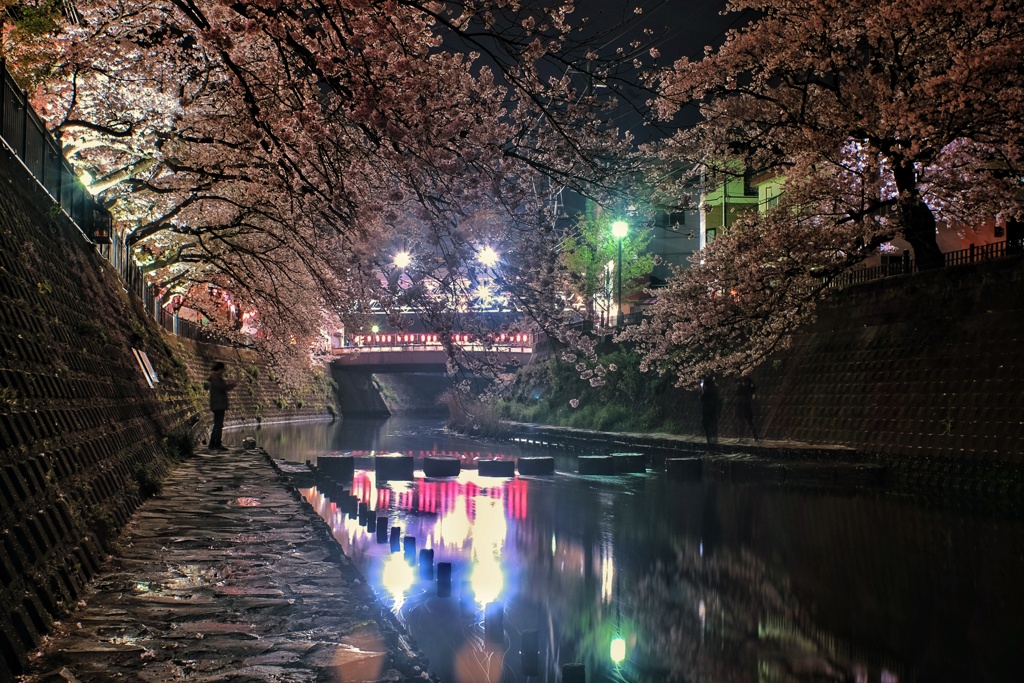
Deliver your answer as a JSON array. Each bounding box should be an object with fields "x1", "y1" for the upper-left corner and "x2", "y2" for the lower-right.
[{"x1": 335, "y1": 332, "x2": 537, "y2": 354}]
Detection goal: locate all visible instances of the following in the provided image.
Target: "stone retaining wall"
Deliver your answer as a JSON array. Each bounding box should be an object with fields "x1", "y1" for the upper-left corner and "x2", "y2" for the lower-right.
[
  {"x1": 744, "y1": 258, "x2": 1024, "y2": 460},
  {"x1": 0, "y1": 149, "x2": 334, "y2": 678},
  {"x1": 519, "y1": 253, "x2": 1024, "y2": 463},
  {"x1": 175, "y1": 338, "x2": 336, "y2": 432},
  {"x1": 0, "y1": 147, "x2": 198, "y2": 678}
]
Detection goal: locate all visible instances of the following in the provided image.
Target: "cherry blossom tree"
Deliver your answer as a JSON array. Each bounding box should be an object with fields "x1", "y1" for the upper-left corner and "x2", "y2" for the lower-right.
[
  {"x1": 630, "y1": 0, "x2": 1024, "y2": 386},
  {"x1": 1, "y1": 1, "x2": 73, "y2": 83},
  {"x1": 623, "y1": 163, "x2": 895, "y2": 386},
  {"x1": 10, "y1": 0, "x2": 660, "y2": 369}
]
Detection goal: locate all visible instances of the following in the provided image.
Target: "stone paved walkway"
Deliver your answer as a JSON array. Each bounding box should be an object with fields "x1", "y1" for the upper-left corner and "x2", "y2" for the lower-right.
[{"x1": 18, "y1": 448, "x2": 433, "y2": 683}]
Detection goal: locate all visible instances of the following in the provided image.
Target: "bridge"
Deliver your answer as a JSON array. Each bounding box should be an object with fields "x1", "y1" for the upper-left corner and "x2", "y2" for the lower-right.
[{"x1": 331, "y1": 332, "x2": 536, "y2": 372}]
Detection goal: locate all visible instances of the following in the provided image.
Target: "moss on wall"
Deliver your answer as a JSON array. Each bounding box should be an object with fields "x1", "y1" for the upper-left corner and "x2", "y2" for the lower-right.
[{"x1": 0, "y1": 147, "x2": 339, "y2": 677}]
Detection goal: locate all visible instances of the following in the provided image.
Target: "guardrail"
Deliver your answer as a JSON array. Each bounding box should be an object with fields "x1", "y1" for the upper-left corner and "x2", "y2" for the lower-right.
[
  {"x1": 349, "y1": 332, "x2": 536, "y2": 348},
  {"x1": 335, "y1": 332, "x2": 537, "y2": 355},
  {"x1": 944, "y1": 240, "x2": 1009, "y2": 267},
  {"x1": 0, "y1": 58, "x2": 111, "y2": 243},
  {"x1": 826, "y1": 239, "x2": 1020, "y2": 290},
  {"x1": 0, "y1": 59, "x2": 231, "y2": 346}
]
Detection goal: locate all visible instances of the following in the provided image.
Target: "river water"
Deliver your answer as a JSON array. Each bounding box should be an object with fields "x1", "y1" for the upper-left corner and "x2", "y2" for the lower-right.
[{"x1": 228, "y1": 417, "x2": 1023, "y2": 683}]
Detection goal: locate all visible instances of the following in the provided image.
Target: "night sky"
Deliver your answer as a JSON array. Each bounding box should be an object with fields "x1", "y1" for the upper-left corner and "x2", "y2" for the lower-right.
[
  {"x1": 577, "y1": 0, "x2": 742, "y2": 136},
  {"x1": 582, "y1": 0, "x2": 737, "y2": 62}
]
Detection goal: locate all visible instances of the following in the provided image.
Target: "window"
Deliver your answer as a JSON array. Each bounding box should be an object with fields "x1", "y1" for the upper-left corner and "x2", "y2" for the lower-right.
[{"x1": 742, "y1": 169, "x2": 759, "y2": 197}]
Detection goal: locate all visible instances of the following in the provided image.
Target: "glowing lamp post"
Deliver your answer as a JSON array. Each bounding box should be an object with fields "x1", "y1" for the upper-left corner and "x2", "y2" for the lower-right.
[
  {"x1": 610, "y1": 635, "x2": 626, "y2": 665},
  {"x1": 394, "y1": 251, "x2": 411, "y2": 269},
  {"x1": 478, "y1": 246, "x2": 500, "y2": 268},
  {"x1": 611, "y1": 220, "x2": 628, "y2": 327}
]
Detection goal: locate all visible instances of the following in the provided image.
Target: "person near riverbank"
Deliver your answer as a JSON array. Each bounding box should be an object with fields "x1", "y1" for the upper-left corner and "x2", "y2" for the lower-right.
[
  {"x1": 207, "y1": 362, "x2": 237, "y2": 451},
  {"x1": 737, "y1": 376, "x2": 759, "y2": 441},
  {"x1": 699, "y1": 377, "x2": 719, "y2": 446}
]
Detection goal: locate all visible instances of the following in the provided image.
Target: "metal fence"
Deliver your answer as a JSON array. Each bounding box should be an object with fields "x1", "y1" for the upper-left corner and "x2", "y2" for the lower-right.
[
  {"x1": 102, "y1": 229, "x2": 221, "y2": 344},
  {"x1": 0, "y1": 59, "x2": 230, "y2": 347},
  {"x1": 0, "y1": 59, "x2": 111, "y2": 243},
  {"x1": 827, "y1": 239, "x2": 1018, "y2": 290},
  {"x1": 943, "y1": 240, "x2": 1008, "y2": 267}
]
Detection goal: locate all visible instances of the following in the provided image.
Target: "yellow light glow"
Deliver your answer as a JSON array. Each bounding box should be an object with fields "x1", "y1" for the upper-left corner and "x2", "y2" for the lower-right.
[
  {"x1": 394, "y1": 251, "x2": 411, "y2": 269},
  {"x1": 469, "y1": 498, "x2": 507, "y2": 604},
  {"x1": 381, "y1": 554, "x2": 416, "y2": 610},
  {"x1": 611, "y1": 636, "x2": 626, "y2": 664},
  {"x1": 611, "y1": 221, "x2": 628, "y2": 239},
  {"x1": 601, "y1": 548, "x2": 614, "y2": 604},
  {"x1": 438, "y1": 503, "x2": 471, "y2": 550},
  {"x1": 471, "y1": 557, "x2": 504, "y2": 605},
  {"x1": 478, "y1": 246, "x2": 500, "y2": 267}
]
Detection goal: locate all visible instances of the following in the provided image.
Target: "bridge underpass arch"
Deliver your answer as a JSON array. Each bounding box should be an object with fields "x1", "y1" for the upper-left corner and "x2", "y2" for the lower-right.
[{"x1": 328, "y1": 336, "x2": 535, "y2": 416}]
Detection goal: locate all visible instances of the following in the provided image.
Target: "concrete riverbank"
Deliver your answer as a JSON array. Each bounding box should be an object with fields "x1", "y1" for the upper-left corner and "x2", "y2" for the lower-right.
[{"x1": 16, "y1": 446, "x2": 436, "y2": 683}]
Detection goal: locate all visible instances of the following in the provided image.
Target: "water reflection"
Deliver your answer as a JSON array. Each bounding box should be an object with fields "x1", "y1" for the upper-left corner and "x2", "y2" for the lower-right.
[{"x1": 243, "y1": 418, "x2": 1024, "y2": 683}]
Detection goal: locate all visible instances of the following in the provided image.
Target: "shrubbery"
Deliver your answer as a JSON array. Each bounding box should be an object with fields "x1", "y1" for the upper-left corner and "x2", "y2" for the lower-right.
[{"x1": 492, "y1": 345, "x2": 680, "y2": 434}]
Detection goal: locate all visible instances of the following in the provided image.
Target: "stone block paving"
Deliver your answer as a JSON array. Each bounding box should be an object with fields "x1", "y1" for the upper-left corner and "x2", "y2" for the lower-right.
[{"x1": 18, "y1": 449, "x2": 432, "y2": 683}]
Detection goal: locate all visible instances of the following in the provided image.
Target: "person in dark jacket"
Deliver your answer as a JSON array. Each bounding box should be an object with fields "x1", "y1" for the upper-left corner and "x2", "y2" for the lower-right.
[
  {"x1": 207, "y1": 362, "x2": 237, "y2": 451},
  {"x1": 736, "y1": 376, "x2": 759, "y2": 441},
  {"x1": 699, "y1": 377, "x2": 719, "y2": 447}
]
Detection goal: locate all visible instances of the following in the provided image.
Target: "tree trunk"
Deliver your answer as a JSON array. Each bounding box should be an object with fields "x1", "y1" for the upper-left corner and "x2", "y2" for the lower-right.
[
  {"x1": 892, "y1": 161, "x2": 944, "y2": 270},
  {"x1": 1006, "y1": 218, "x2": 1024, "y2": 255},
  {"x1": 900, "y1": 197, "x2": 945, "y2": 270}
]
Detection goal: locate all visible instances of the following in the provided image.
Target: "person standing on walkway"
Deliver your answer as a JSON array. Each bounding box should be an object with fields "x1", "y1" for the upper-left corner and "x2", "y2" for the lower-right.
[
  {"x1": 736, "y1": 376, "x2": 759, "y2": 441},
  {"x1": 207, "y1": 362, "x2": 237, "y2": 451},
  {"x1": 699, "y1": 377, "x2": 719, "y2": 447}
]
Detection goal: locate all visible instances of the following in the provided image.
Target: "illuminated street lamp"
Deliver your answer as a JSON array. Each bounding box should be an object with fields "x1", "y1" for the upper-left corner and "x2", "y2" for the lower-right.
[
  {"x1": 394, "y1": 251, "x2": 411, "y2": 269},
  {"x1": 610, "y1": 635, "x2": 626, "y2": 665},
  {"x1": 611, "y1": 220, "x2": 628, "y2": 327},
  {"x1": 478, "y1": 246, "x2": 500, "y2": 268}
]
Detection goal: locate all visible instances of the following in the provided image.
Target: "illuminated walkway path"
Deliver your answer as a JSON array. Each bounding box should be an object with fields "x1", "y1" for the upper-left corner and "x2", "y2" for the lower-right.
[{"x1": 21, "y1": 447, "x2": 434, "y2": 683}]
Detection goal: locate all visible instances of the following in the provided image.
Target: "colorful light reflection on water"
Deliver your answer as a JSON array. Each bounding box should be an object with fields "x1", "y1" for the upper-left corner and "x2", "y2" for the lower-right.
[
  {"x1": 303, "y1": 469, "x2": 530, "y2": 607},
  {"x1": 302, "y1": 467, "x2": 570, "y2": 682},
  {"x1": 247, "y1": 418, "x2": 1024, "y2": 683}
]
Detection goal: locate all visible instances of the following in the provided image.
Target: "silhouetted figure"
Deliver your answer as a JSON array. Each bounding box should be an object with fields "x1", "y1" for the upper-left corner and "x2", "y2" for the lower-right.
[
  {"x1": 1007, "y1": 218, "x2": 1024, "y2": 255},
  {"x1": 699, "y1": 377, "x2": 719, "y2": 447},
  {"x1": 207, "y1": 362, "x2": 237, "y2": 451},
  {"x1": 736, "y1": 376, "x2": 759, "y2": 441}
]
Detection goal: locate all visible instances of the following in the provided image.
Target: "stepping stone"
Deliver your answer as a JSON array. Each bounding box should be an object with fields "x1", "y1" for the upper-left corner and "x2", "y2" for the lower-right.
[
  {"x1": 478, "y1": 459, "x2": 515, "y2": 477},
  {"x1": 517, "y1": 457, "x2": 555, "y2": 475},
  {"x1": 423, "y1": 456, "x2": 461, "y2": 478},
  {"x1": 375, "y1": 454, "x2": 414, "y2": 481},
  {"x1": 578, "y1": 455, "x2": 615, "y2": 475},
  {"x1": 611, "y1": 452, "x2": 645, "y2": 473},
  {"x1": 317, "y1": 455, "x2": 354, "y2": 482}
]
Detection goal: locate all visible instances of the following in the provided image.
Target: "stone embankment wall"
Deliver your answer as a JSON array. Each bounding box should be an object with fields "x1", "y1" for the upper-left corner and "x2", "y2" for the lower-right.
[
  {"x1": 0, "y1": 151, "x2": 334, "y2": 678},
  {"x1": 176, "y1": 338, "x2": 337, "y2": 431},
  {"x1": 0, "y1": 150, "x2": 195, "y2": 679},
  {"x1": 716, "y1": 257, "x2": 1024, "y2": 460}
]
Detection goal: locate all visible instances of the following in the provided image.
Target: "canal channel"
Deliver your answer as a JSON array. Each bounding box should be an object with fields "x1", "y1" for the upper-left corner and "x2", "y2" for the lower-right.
[{"x1": 228, "y1": 416, "x2": 1024, "y2": 683}]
